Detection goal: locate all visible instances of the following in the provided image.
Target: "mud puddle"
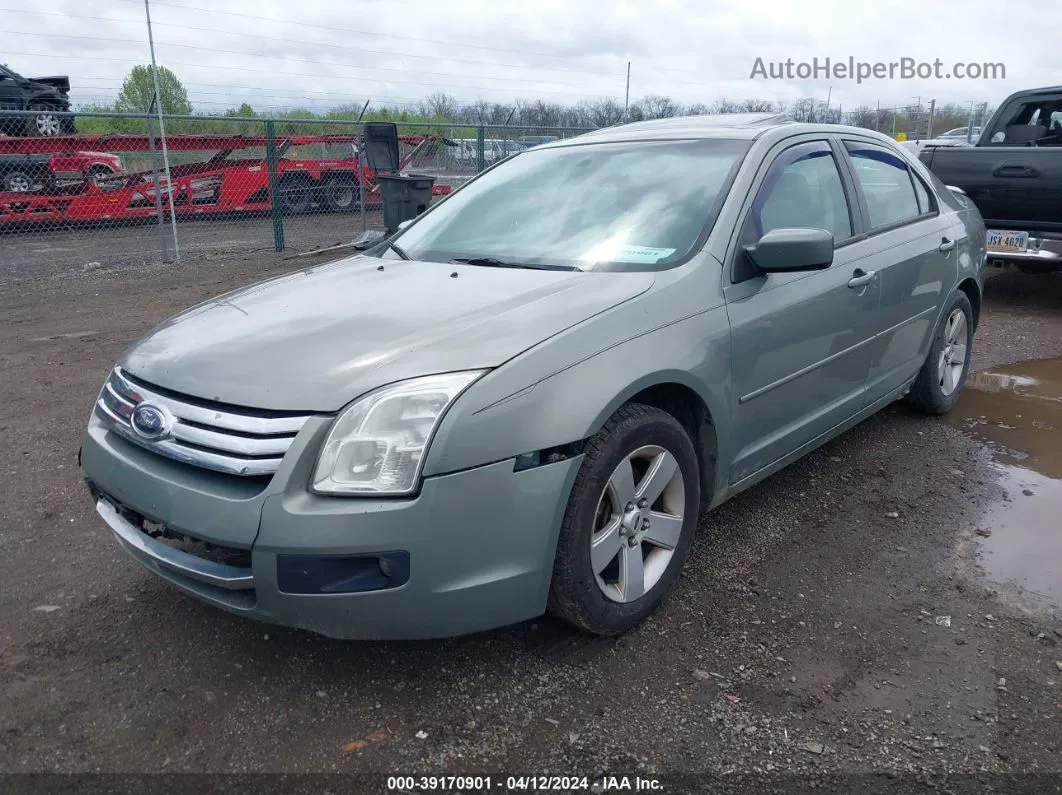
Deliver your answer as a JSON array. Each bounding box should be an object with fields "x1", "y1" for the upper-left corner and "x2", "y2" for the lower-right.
[{"x1": 946, "y1": 356, "x2": 1062, "y2": 607}]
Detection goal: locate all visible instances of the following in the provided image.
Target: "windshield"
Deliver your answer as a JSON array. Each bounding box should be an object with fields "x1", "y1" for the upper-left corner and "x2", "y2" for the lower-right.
[{"x1": 389, "y1": 138, "x2": 750, "y2": 271}]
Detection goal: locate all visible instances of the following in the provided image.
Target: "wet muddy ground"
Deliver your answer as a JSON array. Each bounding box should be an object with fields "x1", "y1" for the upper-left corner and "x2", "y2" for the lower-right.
[
  {"x1": 1, "y1": 261, "x2": 1061, "y2": 788},
  {"x1": 945, "y1": 356, "x2": 1062, "y2": 610}
]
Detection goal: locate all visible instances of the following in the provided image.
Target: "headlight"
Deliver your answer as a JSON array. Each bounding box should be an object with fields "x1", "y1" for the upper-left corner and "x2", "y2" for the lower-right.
[{"x1": 311, "y1": 371, "x2": 485, "y2": 496}]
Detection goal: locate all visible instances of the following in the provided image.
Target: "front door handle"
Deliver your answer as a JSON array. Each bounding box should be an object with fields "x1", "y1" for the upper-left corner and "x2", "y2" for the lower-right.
[
  {"x1": 991, "y1": 160, "x2": 1041, "y2": 178},
  {"x1": 939, "y1": 237, "x2": 956, "y2": 253},
  {"x1": 848, "y1": 269, "x2": 877, "y2": 289}
]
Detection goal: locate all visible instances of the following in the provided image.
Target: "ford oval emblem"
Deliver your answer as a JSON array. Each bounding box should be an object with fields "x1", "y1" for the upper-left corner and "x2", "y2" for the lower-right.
[{"x1": 130, "y1": 403, "x2": 170, "y2": 441}]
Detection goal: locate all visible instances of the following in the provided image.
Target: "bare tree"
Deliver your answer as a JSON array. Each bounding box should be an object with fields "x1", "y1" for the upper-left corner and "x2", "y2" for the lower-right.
[
  {"x1": 710, "y1": 98, "x2": 741, "y2": 114},
  {"x1": 846, "y1": 105, "x2": 879, "y2": 130},
  {"x1": 585, "y1": 97, "x2": 625, "y2": 126},
  {"x1": 787, "y1": 97, "x2": 832, "y2": 123},
  {"x1": 639, "y1": 94, "x2": 681, "y2": 119},
  {"x1": 685, "y1": 102, "x2": 710, "y2": 116},
  {"x1": 424, "y1": 92, "x2": 459, "y2": 119},
  {"x1": 740, "y1": 99, "x2": 778, "y2": 113}
]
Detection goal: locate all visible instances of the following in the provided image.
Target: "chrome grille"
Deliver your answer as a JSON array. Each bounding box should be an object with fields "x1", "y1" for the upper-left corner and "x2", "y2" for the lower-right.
[{"x1": 95, "y1": 367, "x2": 312, "y2": 477}]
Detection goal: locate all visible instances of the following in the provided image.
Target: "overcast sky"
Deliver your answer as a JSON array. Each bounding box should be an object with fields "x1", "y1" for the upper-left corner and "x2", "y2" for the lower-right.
[{"x1": 2, "y1": 0, "x2": 1049, "y2": 115}]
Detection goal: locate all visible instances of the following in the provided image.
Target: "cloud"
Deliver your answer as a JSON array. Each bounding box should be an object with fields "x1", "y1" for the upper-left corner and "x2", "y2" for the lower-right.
[{"x1": 3, "y1": 0, "x2": 1052, "y2": 114}]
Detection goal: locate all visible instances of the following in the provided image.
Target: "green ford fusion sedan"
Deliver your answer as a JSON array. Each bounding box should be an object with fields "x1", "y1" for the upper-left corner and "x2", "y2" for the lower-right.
[{"x1": 81, "y1": 115, "x2": 986, "y2": 639}]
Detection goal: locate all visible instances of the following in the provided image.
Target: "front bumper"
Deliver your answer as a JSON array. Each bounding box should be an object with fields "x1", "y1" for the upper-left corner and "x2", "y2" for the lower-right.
[{"x1": 81, "y1": 414, "x2": 582, "y2": 640}]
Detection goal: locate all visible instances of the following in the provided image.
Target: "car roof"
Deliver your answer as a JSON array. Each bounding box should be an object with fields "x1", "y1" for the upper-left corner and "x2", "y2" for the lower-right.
[{"x1": 538, "y1": 114, "x2": 902, "y2": 149}]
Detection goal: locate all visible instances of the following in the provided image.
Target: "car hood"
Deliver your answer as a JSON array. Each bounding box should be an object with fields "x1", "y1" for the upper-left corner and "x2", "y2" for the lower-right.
[
  {"x1": 27, "y1": 75, "x2": 70, "y2": 93},
  {"x1": 119, "y1": 255, "x2": 655, "y2": 411}
]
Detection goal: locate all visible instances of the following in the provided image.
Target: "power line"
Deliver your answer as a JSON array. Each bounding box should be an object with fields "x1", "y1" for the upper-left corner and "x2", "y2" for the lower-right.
[
  {"x1": 0, "y1": 7, "x2": 631, "y2": 81},
  {"x1": 104, "y1": 0, "x2": 716, "y2": 81},
  {"x1": 3, "y1": 29, "x2": 604, "y2": 90},
  {"x1": 4, "y1": 50, "x2": 620, "y2": 101}
]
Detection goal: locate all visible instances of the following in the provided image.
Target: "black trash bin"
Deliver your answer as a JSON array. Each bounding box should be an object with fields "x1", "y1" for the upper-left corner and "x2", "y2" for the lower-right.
[{"x1": 376, "y1": 173, "x2": 436, "y2": 233}]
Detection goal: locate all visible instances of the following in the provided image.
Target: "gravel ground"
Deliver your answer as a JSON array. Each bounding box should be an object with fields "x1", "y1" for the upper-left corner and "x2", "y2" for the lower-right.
[{"x1": 1, "y1": 255, "x2": 1061, "y2": 793}]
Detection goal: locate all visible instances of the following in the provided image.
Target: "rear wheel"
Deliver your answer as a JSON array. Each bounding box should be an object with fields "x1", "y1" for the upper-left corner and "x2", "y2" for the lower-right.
[
  {"x1": 907, "y1": 291, "x2": 974, "y2": 415},
  {"x1": 26, "y1": 104, "x2": 63, "y2": 137},
  {"x1": 547, "y1": 403, "x2": 700, "y2": 636},
  {"x1": 2, "y1": 169, "x2": 38, "y2": 193},
  {"x1": 324, "y1": 177, "x2": 359, "y2": 212}
]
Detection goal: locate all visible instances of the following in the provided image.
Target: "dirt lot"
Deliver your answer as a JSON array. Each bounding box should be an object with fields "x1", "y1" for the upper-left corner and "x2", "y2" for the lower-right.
[
  {"x1": 1, "y1": 252, "x2": 1061, "y2": 792},
  {"x1": 0, "y1": 211, "x2": 383, "y2": 282}
]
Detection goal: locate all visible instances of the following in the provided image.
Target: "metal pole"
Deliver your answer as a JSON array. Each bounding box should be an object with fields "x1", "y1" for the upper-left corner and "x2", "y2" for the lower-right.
[
  {"x1": 264, "y1": 120, "x2": 284, "y2": 252},
  {"x1": 926, "y1": 99, "x2": 936, "y2": 140},
  {"x1": 624, "y1": 62, "x2": 630, "y2": 121},
  {"x1": 145, "y1": 97, "x2": 169, "y2": 262},
  {"x1": 967, "y1": 101, "x2": 975, "y2": 143},
  {"x1": 144, "y1": 0, "x2": 179, "y2": 262},
  {"x1": 356, "y1": 100, "x2": 370, "y2": 235}
]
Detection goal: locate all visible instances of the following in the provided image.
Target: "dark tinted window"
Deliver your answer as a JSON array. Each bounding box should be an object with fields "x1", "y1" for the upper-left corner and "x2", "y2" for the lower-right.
[{"x1": 844, "y1": 142, "x2": 922, "y2": 229}]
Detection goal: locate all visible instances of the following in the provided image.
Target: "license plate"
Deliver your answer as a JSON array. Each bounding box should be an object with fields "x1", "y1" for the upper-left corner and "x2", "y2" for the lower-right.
[{"x1": 986, "y1": 229, "x2": 1028, "y2": 253}]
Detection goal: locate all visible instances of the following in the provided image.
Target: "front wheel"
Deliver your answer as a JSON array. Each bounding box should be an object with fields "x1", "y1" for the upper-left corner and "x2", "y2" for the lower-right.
[
  {"x1": 907, "y1": 291, "x2": 974, "y2": 415},
  {"x1": 547, "y1": 403, "x2": 700, "y2": 636}
]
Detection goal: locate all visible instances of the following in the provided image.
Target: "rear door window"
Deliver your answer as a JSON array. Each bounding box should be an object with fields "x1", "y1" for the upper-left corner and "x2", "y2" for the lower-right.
[{"x1": 843, "y1": 142, "x2": 923, "y2": 230}]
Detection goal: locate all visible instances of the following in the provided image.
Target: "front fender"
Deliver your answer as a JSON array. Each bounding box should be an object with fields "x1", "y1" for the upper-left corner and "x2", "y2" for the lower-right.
[
  {"x1": 24, "y1": 92, "x2": 68, "y2": 109},
  {"x1": 423, "y1": 305, "x2": 733, "y2": 502}
]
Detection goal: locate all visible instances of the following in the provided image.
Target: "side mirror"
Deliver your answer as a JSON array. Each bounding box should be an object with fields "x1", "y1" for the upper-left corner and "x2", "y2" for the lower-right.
[{"x1": 743, "y1": 228, "x2": 834, "y2": 273}]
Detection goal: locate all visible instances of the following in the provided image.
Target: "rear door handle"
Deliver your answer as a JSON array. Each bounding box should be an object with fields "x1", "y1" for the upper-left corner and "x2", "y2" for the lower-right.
[
  {"x1": 939, "y1": 238, "x2": 956, "y2": 253},
  {"x1": 848, "y1": 269, "x2": 877, "y2": 289}
]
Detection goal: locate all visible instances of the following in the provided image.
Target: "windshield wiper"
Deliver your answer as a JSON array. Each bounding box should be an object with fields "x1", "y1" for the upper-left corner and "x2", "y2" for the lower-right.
[
  {"x1": 385, "y1": 240, "x2": 410, "y2": 260},
  {"x1": 451, "y1": 256, "x2": 578, "y2": 271}
]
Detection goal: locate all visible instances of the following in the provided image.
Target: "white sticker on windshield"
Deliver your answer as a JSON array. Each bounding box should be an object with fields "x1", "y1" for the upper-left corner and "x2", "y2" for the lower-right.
[{"x1": 614, "y1": 246, "x2": 676, "y2": 263}]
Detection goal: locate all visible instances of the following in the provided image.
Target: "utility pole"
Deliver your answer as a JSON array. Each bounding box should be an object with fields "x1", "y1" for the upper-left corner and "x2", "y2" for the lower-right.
[
  {"x1": 144, "y1": 0, "x2": 179, "y2": 263},
  {"x1": 624, "y1": 62, "x2": 631, "y2": 122},
  {"x1": 927, "y1": 99, "x2": 936, "y2": 139}
]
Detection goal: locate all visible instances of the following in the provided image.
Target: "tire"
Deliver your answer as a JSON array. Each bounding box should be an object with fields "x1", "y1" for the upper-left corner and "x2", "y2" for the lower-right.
[
  {"x1": 324, "y1": 177, "x2": 359, "y2": 212},
  {"x1": 547, "y1": 403, "x2": 701, "y2": 636},
  {"x1": 88, "y1": 165, "x2": 114, "y2": 178},
  {"x1": 26, "y1": 104, "x2": 63, "y2": 137},
  {"x1": 907, "y1": 291, "x2": 974, "y2": 415},
  {"x1": 2, "y1": 169, "x2": 38, "y2": 193},
  {"x1": 277, "y1": 176, "x2": 313, "y2": 215}
]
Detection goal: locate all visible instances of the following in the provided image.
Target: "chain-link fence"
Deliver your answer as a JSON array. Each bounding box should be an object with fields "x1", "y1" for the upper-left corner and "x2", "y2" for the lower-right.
[{"x1": 0, "y1": 110, "x2": 593, "y2": 275}]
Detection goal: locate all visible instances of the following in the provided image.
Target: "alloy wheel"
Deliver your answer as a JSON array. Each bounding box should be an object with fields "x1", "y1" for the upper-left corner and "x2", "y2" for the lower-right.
[
  {"x1": 937, "y1": 308, "x2": 968, "y2": 396},
  {"x1": 35, "y1": 113, "x2": 61, "y2": 136},
  {"x1": 590, "y1": 444, "x2": 686, "y2": 603}
]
